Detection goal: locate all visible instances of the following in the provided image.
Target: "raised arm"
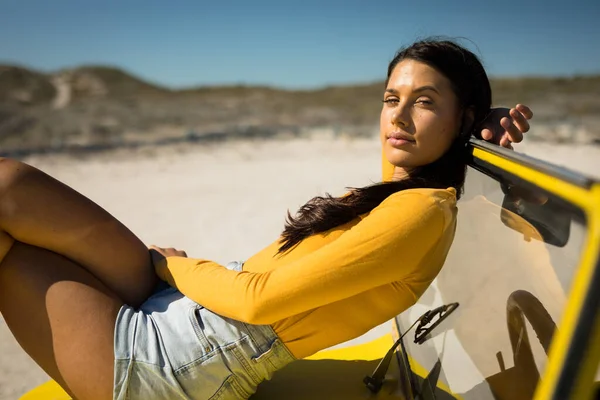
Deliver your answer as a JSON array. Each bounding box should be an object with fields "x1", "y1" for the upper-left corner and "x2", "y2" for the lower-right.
[{"x1": 153, "y1": 191, "x2": 449, "y2": 325}]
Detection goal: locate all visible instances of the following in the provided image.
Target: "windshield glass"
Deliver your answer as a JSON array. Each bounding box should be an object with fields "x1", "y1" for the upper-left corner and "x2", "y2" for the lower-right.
[{"x1": 397, "y1": 165, "x2": 587, "y2": 400}]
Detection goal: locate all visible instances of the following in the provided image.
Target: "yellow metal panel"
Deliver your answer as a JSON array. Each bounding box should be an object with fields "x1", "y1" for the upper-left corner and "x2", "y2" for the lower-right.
[
  {"x1": 472, "y1": 148, "x2": 593, "y2": 209},
  {"x1": 306, "y1": 334, "x2": 395, "y2": 361},
  {"x1": 19, "y1": 380, "x2": 70, "y2": 400}
]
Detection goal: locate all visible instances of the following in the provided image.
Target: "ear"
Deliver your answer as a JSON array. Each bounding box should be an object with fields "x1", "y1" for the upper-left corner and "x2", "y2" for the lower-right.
[{"x1": 460, "y1": 106, "x2": 475, "y2": 135}]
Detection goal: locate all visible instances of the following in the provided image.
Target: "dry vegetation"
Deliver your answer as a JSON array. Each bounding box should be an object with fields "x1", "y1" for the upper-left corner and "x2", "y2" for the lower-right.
[{"x1": 1, "y1": 64, "x2": 599, "y2": 156}]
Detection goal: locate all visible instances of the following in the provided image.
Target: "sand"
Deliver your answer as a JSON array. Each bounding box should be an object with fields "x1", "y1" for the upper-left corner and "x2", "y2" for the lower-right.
[{"x1": 1, "y1": 136, "x2": 599, "y2": 399}]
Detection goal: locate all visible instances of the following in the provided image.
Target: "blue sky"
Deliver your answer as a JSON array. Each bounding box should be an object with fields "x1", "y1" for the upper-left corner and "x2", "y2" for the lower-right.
[{"x1": 1, "y1": 0, "x2": 599, "y2": 88}]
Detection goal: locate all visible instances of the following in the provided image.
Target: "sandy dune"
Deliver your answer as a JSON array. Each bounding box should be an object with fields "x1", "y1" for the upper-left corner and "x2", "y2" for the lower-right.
[{"x1": 1, "y1": 137, "x2": 599, "y2": 399}]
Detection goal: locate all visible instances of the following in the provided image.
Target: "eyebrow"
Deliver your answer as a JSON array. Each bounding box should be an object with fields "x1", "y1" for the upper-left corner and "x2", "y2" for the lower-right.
[{"x1": 385, "y1": 85, "x2": 440, "y2": 95}]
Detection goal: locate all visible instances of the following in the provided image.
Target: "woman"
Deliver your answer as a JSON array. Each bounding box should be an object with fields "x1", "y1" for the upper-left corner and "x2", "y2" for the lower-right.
[{"x1": 0, "y1": 39, "x2": 532, "y2": 400}]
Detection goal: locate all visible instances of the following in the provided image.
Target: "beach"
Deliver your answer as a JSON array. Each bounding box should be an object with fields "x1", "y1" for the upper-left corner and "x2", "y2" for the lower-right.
[{"x1": 1, "y1": 136, "x2": 599, "y2": 399}]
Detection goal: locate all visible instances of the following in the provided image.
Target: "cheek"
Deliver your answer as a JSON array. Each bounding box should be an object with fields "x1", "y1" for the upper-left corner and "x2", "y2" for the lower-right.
[
  {"x1": 379, "y1": 107, "x2": 389, "y2": 127},
  {"x1": 416, "y1": 112, "x2": 445, "y2": 138},
  {"x1": 416, "y1": 114, "x2": 458, "y2": 154},
  {"x1": 379, "y1": 108, "x2": 390, "y2": 141},
  {"x1": 437, "y1": 124, "x2": 456, "y2": 145}
]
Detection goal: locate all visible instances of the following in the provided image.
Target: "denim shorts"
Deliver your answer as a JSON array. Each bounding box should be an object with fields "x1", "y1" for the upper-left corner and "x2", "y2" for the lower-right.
[{"x1": 113, "y1": 261, "x2": 296, "y2": 399}]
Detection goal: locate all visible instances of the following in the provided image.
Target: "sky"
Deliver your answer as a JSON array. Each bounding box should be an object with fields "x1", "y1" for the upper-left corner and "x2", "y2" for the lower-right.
[{"x1": 1, "y1": 0, "x2": 599, "y2": 89}]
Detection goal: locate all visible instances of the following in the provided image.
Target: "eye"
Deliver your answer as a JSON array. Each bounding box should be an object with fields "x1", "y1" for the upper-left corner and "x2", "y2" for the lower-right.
[
  {"x1": 382, "y1": 98, "x2": 399, "y2": 106},
  {"x1": 416, "y1": 98, "x2": 434, "y2": 106}
]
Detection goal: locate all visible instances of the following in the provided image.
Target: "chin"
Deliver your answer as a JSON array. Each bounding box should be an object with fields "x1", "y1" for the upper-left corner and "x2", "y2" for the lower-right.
[{"x1": 384, "y1": 148, "x2": 417, "y2": 169}]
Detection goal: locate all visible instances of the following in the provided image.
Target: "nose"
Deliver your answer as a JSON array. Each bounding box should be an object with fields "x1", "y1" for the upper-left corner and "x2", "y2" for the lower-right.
[{"x1": 391, "y1": 103, "x2": 410, "y2": 128}]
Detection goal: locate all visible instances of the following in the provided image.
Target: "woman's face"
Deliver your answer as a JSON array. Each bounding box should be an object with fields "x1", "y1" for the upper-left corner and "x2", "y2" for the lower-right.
[{"x1": 380, "y1": 59, "x2": 465, "y2": 177}]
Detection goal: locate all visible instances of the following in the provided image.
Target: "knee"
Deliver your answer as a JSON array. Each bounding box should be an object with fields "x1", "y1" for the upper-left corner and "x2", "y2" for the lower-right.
[{"x1": 0, "y1": 158, "x2": 33, "y2": 193}]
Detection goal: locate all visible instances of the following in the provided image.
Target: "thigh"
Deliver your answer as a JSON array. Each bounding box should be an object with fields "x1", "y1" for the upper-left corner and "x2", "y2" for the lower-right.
[
  {"x1": 0, "y1": 242, "x2": 122, "y2": 400},
  {"x1": 0, "y1": 158, "x2": 156, "y2": 307}
]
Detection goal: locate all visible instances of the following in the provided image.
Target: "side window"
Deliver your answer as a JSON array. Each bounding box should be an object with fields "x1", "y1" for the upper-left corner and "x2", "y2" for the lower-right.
[{"x1": 397, "y1": 166, "x2": 586, "y2": 400}]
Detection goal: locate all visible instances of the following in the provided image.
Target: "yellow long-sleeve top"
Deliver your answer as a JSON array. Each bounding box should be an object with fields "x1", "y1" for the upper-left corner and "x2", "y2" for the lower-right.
[{"x1": 155, "y1": 155, "x2": 457, "y2": 358}]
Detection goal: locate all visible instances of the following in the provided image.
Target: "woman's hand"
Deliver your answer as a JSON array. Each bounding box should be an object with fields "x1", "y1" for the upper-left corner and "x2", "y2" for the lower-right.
[
  {"x1": 480, "y1": 104, "x2": 533, "y2": 149},
  {"x1": 149, "y1": 245, "x2": 188, "y2": 266}
]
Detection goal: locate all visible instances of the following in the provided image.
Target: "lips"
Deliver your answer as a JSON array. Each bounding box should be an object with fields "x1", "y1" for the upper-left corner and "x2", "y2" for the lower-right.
[{"x1": 387, "y1": 132, "x2": 415, "y2": 141}]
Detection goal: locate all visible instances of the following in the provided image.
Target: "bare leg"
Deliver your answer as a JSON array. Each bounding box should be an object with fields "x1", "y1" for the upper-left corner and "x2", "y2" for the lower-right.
[
  {"x1": 0, "y1": 158, "x2": 161, "y2": 397},
  {"x1": 0, "y1": 241, "x2": 122, "y2": 400},
  {"x1": 0, "y1": 158, "x2": 156, "y2": 307}
]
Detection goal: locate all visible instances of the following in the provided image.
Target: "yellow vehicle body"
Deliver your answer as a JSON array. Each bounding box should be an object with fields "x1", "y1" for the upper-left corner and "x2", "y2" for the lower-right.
[{"x1": 22, "y1": 139, "x2": 600, "y2": 399}]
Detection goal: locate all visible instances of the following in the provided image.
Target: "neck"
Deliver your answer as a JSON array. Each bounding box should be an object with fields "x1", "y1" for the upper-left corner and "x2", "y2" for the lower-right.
[{"x1": 391, "y1": 167, "x2": 413, "y2": 181}]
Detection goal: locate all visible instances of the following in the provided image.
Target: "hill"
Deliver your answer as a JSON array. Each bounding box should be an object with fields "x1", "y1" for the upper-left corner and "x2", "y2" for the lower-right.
[{"x1": 1, "y1": 64, "x2": 598, "y2": 155}]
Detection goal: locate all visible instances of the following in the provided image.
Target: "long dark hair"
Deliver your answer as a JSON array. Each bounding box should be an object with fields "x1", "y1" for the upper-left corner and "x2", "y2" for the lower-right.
[{"x1": 278, "y1": 39, "x2": 492, "y2": 253}]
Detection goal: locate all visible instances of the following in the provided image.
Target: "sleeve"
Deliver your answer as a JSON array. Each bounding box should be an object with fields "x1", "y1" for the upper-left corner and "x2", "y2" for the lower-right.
[{"x1": 155, "y1": 192, "x2": 445, "y2": 325}]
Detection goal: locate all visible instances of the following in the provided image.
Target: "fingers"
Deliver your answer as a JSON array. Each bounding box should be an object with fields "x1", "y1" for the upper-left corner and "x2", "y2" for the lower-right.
[
  {"x1": 480, "y1": 104, "x2": 533, "y2": 148},
  {"x1": 499, "y1": 134, "x2": 513, "y2": 149},
  {"x1": 501, "y1": 105, "x2": 534, "y2": 146},
  {"x1": 516, "y1": 104, "x2": 533, "y2": 119},
  {"x1": 148, "y1": 245, "x2": 187, "y2": 258},
  {"x1": 510, "y1": 108, "x2": 530, "y2": 139},
  {"x1": 500, "y1": 116, "x2": 524, "y2": 144},
  {"x1": 167, "y1": 247, "x2": 187, "y2": 257},
  {"x1": 481, "y1": 128, "x2": 494, "y2": 141},
  {"x1": 148, "y1": 247, "x2": 165, "y2": 266},
  {"x1": 165, "y1": 247, "x2": 186, "y2": 257}
]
